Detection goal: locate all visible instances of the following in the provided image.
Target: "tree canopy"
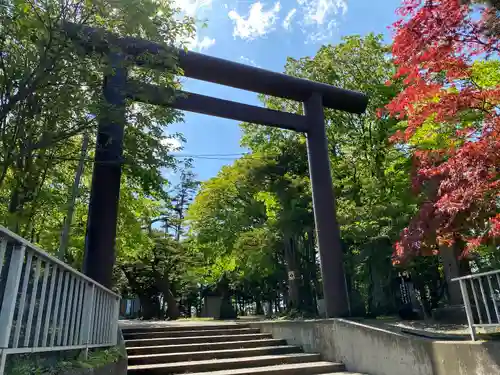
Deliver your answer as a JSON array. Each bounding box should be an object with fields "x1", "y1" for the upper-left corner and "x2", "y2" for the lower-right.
[{"x1": 387, "y1": 0, "x2": 500, "y2": 262}]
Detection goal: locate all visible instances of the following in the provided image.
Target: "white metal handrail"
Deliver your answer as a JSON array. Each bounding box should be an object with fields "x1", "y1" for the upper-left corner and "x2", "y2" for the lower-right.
[
  {"x1": 0, "y1": 225, "x2": 120, "y2": 374},
  {"x1": 452, "y1": 269, "x2": 500, "y2": 341}
]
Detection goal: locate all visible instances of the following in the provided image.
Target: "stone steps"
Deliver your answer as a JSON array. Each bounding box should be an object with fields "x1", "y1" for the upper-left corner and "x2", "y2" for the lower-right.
[
  {"x1": 124, "y1": 323, "x2": 249, "y2": 333},
  {"x1": 127, "y1": 353, "x2": 327, "y2": 374},
  {"x1": 182, "y1": 362, "x2": 346, "y2": 375},
  {"x1": 122, "y1": 323, "x2": 363, "y2": 374},
  {"x1": 126, "y1": 338, "x2": 288, "y2": 355},
  {"x1": 125, "y1": 333, "x2": 272, "y2": 347},
  {"x1": 124, "y1": 328, "x2": 261, "y2": 339},
  {"x1": 127, "y1": 345, "x2": 303, "y2": 365}
]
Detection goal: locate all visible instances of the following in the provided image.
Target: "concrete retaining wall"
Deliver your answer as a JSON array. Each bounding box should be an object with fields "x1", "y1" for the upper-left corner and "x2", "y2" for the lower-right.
[{"x1": 249, "y1": 319, "x2": 500, "y2": 375}]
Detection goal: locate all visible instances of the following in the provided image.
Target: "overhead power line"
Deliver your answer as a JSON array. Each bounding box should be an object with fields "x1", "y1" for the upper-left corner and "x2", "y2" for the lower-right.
[
  {"x1": 27, "y1": 152, "x2": 279, "y2": 164},
  {"x1": 173, "y1": 153, "x2": 249, "y2": 157}
]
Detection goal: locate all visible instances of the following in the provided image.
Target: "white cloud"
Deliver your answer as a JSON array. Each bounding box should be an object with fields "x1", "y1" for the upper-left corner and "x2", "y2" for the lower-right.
[
  {"x1": 161, "y1": 136, "x2": 183, "y2": 151},
  {"x1": 239, "y1": 56, "x2": 259, "y2": 67},
  {"x1": 228, "y1": 1, "x2": 281, "y2": 40},
  {"x1": 198, "y1": 36, "x2": 216, "y2": 51},
  {"x1": 174, "y1": 0, "x2": 214, "y2": 51},
  {"x1": 299, "y1": 0, "x2": 347, "y2": 25},
  {"x1": 297, "y1": 0, "x2": 347, "y2": 42},
  {"x1": 174, "y1": 0, "x2": 212, "y2": 17},
  {"x1": 283, "y1": 8, "x2": 297, "y2": 30},
  {"x1": 184, "y1": 32, "x2": 216, "y2": 52}
]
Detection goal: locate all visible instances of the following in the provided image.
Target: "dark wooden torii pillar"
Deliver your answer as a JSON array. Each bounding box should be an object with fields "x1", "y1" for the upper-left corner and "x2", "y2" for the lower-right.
[{"x1": 63, "y1": 23, "x2": 368, "y2": 317}]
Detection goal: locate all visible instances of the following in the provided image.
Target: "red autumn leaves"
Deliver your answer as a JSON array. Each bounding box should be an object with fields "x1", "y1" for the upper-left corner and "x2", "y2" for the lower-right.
[{"x1": 387, "y1": 0, "x2": 500, "y2": 263}]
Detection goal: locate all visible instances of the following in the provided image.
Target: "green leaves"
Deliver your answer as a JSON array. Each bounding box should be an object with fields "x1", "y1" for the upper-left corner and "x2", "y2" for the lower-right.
[
  {"x1": 407, "y1": 116, "x2": 455, "y2": 150},
  {"x1": 471, "y1": 60, "x2": 500, "y2": 89}
]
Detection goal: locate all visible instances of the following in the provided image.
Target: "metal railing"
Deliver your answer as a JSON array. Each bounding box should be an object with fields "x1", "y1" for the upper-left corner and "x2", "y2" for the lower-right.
[
  {"x1": 0, "y1": 226, "x2": 120, "y2": 374},
  {"x1": 452, "y1": 269, "x2": 500, "y2": 340}
]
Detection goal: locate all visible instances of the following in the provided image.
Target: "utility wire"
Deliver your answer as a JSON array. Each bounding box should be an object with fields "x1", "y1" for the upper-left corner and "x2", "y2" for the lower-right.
[
  {"x1": 174, "y1": 153, "x2": 250, "y2": 157},
  {"x1": 26, "y1": 152, "x2": 280, "y2": 164}
]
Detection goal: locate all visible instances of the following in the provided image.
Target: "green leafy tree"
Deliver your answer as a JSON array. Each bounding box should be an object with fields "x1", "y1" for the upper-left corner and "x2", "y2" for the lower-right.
[{"x1": 0, "y1": 0, "x2": 193, "y2": 232}]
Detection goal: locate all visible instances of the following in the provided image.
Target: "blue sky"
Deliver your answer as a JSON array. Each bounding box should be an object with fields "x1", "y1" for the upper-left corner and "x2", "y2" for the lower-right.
[{"x1": 167, "y1": 0, "x2": 402, "y2": 183}]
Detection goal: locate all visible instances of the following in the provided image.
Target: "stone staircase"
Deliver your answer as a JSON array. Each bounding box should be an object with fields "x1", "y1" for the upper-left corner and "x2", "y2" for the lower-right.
[{"x1": 123, "y1": 323, "x2": 364, "y2": 374}]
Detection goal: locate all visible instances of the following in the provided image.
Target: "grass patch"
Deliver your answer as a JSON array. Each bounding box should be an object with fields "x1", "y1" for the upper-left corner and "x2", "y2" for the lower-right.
[{"x1": 7, "y1": 346, "x2": 123, "y2": 375}]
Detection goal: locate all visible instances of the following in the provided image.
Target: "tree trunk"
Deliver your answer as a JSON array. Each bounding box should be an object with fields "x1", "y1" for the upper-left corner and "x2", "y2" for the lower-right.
[
  {"x1": 440, "y1": 243, "x2": 463, "y2": 305},
  {"x1": 154, "y1": 274, "x2": 180, "y2": 320},
  {"x1": 217, "y1": 274, "x2": 237, "y2": 320},
  {"x1": 175, "y1": 192, "x2": 185, "y2": 241},
  {"x1": 284, "y1": 234, "x2": 301, "y2": 310},
  {"x1": 255, "y1": 298, "x2": 264, "y2": 315},
  {"x1": 58, "y1": 133, "x2": 89, "y2": 259},
  {"x1": 165, "y1": 289, "x2": 180, "y2": 320},
  {"x1": 139, "y1": 295, "x2": 161, "y2": 319},
  {"x1": 302, "y1": 232, "x2": 317, "y2": 314}
]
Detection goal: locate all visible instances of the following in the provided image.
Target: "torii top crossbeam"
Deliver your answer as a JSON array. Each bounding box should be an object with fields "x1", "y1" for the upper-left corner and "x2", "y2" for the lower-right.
[{"x1": 63, "y1": 22, "x2": 368, "y2": 115}]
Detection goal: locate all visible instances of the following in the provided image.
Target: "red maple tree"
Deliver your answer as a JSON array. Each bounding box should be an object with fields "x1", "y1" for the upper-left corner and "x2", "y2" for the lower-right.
[{"x1": 386, "y1": 0, "x2": 500, "y2": 263}]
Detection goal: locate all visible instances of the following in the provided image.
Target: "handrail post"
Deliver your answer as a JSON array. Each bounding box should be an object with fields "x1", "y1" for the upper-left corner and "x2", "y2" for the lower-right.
[
  {"x1": 111, "y1": 296, "x2": 120, "y2": 345},
  {"x1": 80, "y1": 283, "x2": 96, "y2": 359},
  {"x1": 0, "y1": 243, "x2": 26, "y2": 348},
  {"x1": 0, "y1": 243, "x2": 25, "y2": 375},
  {"x1": 0, "y1": 350, "x2": 5, "y2": 375},
  {"x1": 459, "y1": 279, "x2": 477, "y2": 341}
]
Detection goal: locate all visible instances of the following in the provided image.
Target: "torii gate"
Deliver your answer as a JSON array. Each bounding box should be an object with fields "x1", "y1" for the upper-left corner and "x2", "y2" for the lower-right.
[{"x1": 63, "y1": 22, "x2": 368, "y2": 318}]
